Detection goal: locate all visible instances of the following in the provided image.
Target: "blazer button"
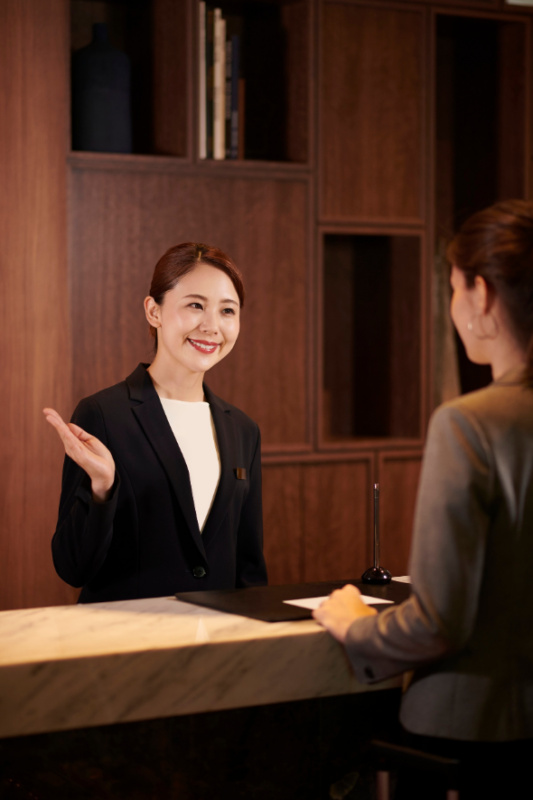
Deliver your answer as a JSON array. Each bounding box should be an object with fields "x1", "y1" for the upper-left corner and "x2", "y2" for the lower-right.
[
  {"x1": 192, "y1": 566, "x2": 206, "y2": 578},
  {"x1": 364, "y1": 666, "x2": 375, "y2": 680}
]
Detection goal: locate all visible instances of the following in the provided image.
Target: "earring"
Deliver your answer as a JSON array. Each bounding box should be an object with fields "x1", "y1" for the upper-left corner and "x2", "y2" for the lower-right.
[{"x1": 467, "y1": 313, "x2": 499, "y2": 340}]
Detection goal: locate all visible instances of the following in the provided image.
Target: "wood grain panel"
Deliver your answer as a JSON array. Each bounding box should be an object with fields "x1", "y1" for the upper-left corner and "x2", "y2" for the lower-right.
[
  {"x1": 321, "y1": 4, "x2": 423, "y2": 221},
  {"x1": 303, "y1": 461, "x2": 371, "y2": 582},
  {"x1": 282, "y1": 0, "x2": 309, "y2": 163},
  {"x1": 378, "y1": 452, "x2": 423, "y2": 577},
  {"x1": 395, "y1": 0, "x2": 495, "y2": 5},
  {"x1": 152, "y1": 0, "x2": 188, "y2": 156},
  {"x1": 69, "y1": 169, "x2": 309, "y2": 447},
  {"x1": 0, "y1": 0, "x2": 76, "y2": 610},
  {"x1": 498, "y1": 21, "x2": 526, "y2": 200},
  {"x1": 262, "y1": 465, "x2": 303, "y2": 585}
]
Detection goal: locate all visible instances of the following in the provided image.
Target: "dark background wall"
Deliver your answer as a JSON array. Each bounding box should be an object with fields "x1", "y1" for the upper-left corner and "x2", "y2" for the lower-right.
[{"x1": 0, "y1": 0, "x2": 530, "y2": 610}]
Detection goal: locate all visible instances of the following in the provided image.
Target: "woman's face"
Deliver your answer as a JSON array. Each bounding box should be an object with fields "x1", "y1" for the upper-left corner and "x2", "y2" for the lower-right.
[
  {"x1": 449, "y1": 265, "x2": 489, "y2": 364},
  {"x1": 149, "y1": 263, "x2": 241, "y2": 375}
]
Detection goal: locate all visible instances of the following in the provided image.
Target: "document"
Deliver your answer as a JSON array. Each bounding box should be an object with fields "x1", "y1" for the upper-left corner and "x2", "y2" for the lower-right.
[{"x1": 283, "y1": 595, "x2": 393, "y2": 611}]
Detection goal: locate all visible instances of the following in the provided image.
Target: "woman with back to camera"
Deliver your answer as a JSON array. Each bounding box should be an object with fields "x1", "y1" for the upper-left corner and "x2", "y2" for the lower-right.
[
  {"x1": 44, "y1": 243, "x2": 267, "y2": 602},
  {"x1": 314, "y1": 201, "x2": 533, "y2": 796}
]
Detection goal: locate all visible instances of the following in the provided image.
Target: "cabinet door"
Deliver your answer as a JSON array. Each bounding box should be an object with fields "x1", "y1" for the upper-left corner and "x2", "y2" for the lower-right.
[
  {"x1": 303, "y1": 460, "x2": 372, "y2": 582},
  {"x1": 262, "y1": 465, "x2": 303, "y2": 585},
  {"x1": 378, "y1": 451, "x2": 423, "y2": 576},
  {"x1": 320, "y1": 3, "x2": 425, "y2": 222}
]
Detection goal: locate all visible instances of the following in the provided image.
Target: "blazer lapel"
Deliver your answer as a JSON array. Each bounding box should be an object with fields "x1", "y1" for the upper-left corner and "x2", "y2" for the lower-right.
[
  {"x1": 127, "y1": 365, "x2": 207, "y2": 563},
  {"x1": 201, "y1": 385, "x2": 238, "y2": 547}
]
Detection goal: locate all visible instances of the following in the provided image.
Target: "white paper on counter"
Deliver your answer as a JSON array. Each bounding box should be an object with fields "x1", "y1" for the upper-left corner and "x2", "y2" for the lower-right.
[
  {"x1": 283, "y1": 595, "x2": 393, "y2": 611},
  {"x1": 392, "y1": 576, "x2": 411, "y2": 583}
]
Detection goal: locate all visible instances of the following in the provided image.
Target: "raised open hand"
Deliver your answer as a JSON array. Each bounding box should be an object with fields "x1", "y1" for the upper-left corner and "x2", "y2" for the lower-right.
[{"x1": 43, "y1": 408, "x2": 115, "y2": 503}]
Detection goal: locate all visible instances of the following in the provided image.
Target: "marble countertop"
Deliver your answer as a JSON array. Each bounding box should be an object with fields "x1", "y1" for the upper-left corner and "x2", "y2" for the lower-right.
[{"x1": 0, "y1": 595, "x2": 400, "y2": 739}]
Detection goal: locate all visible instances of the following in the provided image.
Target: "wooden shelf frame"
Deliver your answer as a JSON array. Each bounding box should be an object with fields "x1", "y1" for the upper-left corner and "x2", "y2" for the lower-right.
[
  {"x1": 189, "y1": 0, "x2": 317, "y2": 167},
  {"x1": 315, "y1": 224, "x2": 428, "y2": 453},
  {"x1": 64, "y1": 0, "x2": 533, "y2": 588},
  {"x1": 5, "y1": 0, "x2": 533, "y2": 607},
  {"x1": 317, "y1": 0, "x2": 429, "y2": 225},
  {"x1": 68, "y1": 149, "x2": 313, "y2": 178}
]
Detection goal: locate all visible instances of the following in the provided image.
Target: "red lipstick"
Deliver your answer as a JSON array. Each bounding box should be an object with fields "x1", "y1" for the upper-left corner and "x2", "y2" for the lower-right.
[{"x1": 187, "y1": 338, "x2": 220, "y2": 354}]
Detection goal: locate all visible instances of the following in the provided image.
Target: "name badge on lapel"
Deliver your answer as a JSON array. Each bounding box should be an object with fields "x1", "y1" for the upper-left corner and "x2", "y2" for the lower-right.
[{"x1": 235, "y1": 468, "x2": 247, "y2": 480}]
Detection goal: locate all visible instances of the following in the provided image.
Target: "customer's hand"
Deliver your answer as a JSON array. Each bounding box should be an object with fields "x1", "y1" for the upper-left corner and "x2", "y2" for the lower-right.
[
  {"x1": 43, "y1": 408, "x2": 115, "y2": 503},
  {"x1": 312, "y1": 584, "x2": 377, "y2": 643}
]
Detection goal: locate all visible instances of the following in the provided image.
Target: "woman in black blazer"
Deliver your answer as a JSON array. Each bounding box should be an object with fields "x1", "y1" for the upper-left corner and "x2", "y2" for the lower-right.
[{"x1": 44, "y1": 243, "x2": 267, "y2": 603}]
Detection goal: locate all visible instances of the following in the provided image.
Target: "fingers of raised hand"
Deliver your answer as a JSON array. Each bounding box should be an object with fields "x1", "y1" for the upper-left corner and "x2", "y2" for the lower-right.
[
  {"x1": 66, "y1": 426, "x2": 113, "y2": 462},
  {"x1": 44, "y1": 410, "x2": 93, "y2": 458},
  {"x1": 44, "y1": 415, "x2": 77, "y2": 448},
  {"x1": 43, "y1": 408, "x2": 69, "y2": 432},
  {"x1": 67, "y1": 422, "x2": 91, "y2": 440},
  {"x1": 44, "y1": 409, "x2": 115, "y2": 487}
]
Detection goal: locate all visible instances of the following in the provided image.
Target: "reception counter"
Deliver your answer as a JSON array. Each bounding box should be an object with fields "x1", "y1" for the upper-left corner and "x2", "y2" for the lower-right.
[{"x1": 0, "y1": 593, "x2": 401, "y2": 740}]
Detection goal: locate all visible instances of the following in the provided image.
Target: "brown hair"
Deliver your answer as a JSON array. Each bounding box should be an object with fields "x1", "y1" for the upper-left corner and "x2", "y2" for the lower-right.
[
  {"x1": 447, "y1": 200, "x2": 533, "y2": 385},
  {"x1": 148, "y1": 242, "x2": 245, "y2": 345}
]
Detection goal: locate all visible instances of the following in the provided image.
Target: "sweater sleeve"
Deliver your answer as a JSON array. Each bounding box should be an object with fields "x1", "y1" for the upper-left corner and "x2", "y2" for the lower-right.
[
  {"x1": 344, "y1": 403, "x2": 493, "y2": 683},
  {"x1": 51, "y1": 398, "x2": 120, "y2": 588}
]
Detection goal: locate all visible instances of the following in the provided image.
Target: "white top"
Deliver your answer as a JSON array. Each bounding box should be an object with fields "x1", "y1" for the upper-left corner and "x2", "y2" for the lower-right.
[{"x1": 159, "y1": 398, "x2": 221, "y2": 532}]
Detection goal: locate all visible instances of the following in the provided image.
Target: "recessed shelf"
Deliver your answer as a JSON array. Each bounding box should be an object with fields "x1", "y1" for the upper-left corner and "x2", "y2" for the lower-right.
[
  {"x1": 197, "y1": 0, "x2": 309, "y2": 164},
  {"x1": 70, "y1": 0, "x2": 187, "y2": 157},
  {"x1": 435, "y1": 13, "x2": 526, "y2": 394},
  {"x1": 67, "y1": 150, "x2": 311, "y2": 179},
  {"x1": 322, "y1": 234, "x2": 421, "y2": 442}
]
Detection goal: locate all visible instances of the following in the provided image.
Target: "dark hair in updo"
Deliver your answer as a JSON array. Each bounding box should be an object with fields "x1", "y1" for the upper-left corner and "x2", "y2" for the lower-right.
[
  {"x1": 148, "y1": 242, "x2": 245, "y2": 348},
  {"x1": 447, "y1": 200, "x2": 533, "y2": 385}
]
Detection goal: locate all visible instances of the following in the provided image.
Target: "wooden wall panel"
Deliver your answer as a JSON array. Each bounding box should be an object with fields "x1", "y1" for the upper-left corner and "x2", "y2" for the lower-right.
[
  {"x1": 69, "y1": 168, "x2": 309, "y2": 448},
  {"x1": 262, "y1": 465, "x2": 303, "y2": 585},
  {"x1": 282, "y1": 0, "x2": 310, "y2": 163},
  {"x1": 320, "y1": 4, "x2": 424, "y2": 221},
  {"x1": 0, "y1": 0, "x2": 76, "y2": 610},
  {"x1": 152, "y1": 0, "x2": 188, "y2": 156},
  {"x1": 378, "y1": 452, "x2": 423, "y2": 576},
  {"x1": 303, "y1": 461, "x2": 371, "y2": 582},
  {"x1": 498, "y1": 21, "x2": 526, "y2": 199},
  {"x1": 395, "y1": 0, "x2": 496, "y2": 5}
]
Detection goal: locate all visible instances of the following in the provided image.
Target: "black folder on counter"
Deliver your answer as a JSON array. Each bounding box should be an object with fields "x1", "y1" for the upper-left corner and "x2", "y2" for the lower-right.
[{"x1": 175, "y1": 580, "x2": 410, "y2": 622}]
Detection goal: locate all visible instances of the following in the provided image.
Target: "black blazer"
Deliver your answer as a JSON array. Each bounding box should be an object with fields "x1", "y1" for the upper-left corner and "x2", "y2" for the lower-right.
[{"x1": 52, "y1": 363, "x2": 268, "y2": 602}]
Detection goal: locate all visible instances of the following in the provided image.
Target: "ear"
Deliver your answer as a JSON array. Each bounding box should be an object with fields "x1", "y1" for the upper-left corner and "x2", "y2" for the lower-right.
[
  {"x1": 473, "y1": 275, "x2": 494, "y2": 315},
  {"x1": 144, "y1": 296, "x2": 161, "y2": 328}
]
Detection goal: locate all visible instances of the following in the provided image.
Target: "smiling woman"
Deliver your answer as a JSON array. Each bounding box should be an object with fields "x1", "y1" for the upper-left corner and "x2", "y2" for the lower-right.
[{"x1": 43, "y1": 243, "x2": 267, "y2": 603}]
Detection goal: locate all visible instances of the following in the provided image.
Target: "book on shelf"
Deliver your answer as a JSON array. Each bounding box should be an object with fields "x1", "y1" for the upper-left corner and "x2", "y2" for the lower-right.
[
  {"x1": 213, "y1": 9, "x2": 226, "y2": 160},
  {"x1": 230, "y1": 36, "x2": 240, "y2": 160},
  {"x1": 198, "y1": 1, "x2": 206, "y2": 159},
  {"x1": 205, "y1": 5, "x2": 214, "y2": 159},
  {"x1": 199, "y1": 3, "x2": 243, "y2": 160},
  {"x1": 225, "y1": 36, "x2": 232, "y2": 158}
]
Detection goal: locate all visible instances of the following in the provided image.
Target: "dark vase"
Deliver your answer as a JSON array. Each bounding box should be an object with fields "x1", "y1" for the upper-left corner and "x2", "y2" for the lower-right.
[{"x1": 72, "y1": 23, "x2": 132, "y2": 153}]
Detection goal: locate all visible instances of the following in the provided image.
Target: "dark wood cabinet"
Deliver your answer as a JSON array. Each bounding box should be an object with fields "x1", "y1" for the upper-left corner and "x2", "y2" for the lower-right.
[
  {"x1": 1, "y1": 0, "x2": 531, "y2": 607},
  {"x1": 320, "y1": 3, "x2": 425, "y2": 223}
]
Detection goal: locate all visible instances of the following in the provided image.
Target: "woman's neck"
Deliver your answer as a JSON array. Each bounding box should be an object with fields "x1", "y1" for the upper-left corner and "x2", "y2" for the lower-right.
[
  {"x1": 489, "y1": 332, "x2": 527, "y2": 381},
  {"x1": 147, "y1": 354, "x2": 205, "y2": 402}
]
